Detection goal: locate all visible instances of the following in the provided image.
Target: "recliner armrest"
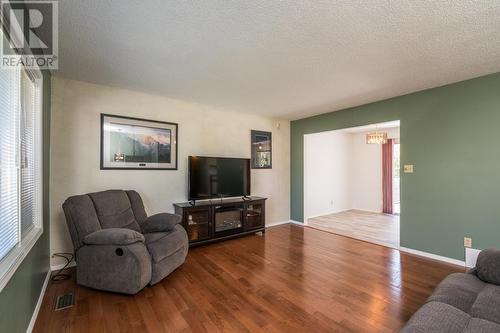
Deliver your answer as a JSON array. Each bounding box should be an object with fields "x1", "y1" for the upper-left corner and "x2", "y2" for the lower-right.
[
  {"x1": 141, "y1": 213, "x2": 181, "y2": 233},
  {"x1": 83, "y1": 228, "x2": 145, "y2": 246}
]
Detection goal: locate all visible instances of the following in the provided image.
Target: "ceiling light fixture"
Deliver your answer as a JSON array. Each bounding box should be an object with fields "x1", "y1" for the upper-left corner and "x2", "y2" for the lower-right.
[{"x1": 366, "y1": 126, "x2": 388, "y2": 144}]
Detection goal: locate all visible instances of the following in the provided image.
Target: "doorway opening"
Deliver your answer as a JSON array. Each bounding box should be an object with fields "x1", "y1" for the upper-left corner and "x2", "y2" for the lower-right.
[{"x1": 304, "y1": 120, "x2": 400, "y2": 249}]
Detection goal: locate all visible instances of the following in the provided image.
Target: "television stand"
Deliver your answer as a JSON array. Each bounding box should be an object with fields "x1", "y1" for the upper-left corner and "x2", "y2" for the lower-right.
[{"x1": 174, "y1": 196, "x2": 266, "y2": 246}]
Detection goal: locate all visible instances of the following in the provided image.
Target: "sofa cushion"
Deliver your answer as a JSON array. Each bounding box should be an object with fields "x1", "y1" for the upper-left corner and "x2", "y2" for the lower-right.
[
  {"x1": 401, "y1": 301, "x2": 471, "y2": 333},
  {"x1": 63, "y1": 194, "x2": 102, "y2": 250},
  {"x1": 476, "y1": 248, "x2": 500, "y2": 286},
  {"x1": 427, "y1": 272, "x2": 486, "y2": 313},
  {"x1": 471, "y1": 284, "x2": 500, "y2": 325},
  {"x1": 464, "y1": 318, "x2": 500, "y2": 333},
  {"x1": 88, "y1": 190, "x2": 141, "y2": 232},
  {"x1": 403, "y1": 271, "x2": 500, "y2": 333},
  {"x1": 126, "y1": 190, "x2": 147, "y2": 224},
  {"x1": 145, "y1": 225, "x2": 187, "y2": 263}
]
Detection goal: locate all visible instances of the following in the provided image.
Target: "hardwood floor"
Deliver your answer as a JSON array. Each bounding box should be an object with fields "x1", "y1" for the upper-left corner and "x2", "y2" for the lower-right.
[
  {"x1": 34, "y1": 224, "x2": 462, "y2": 333},
  {"x1": 308, "y1": 210, "x2": 400, "y2": 249}
]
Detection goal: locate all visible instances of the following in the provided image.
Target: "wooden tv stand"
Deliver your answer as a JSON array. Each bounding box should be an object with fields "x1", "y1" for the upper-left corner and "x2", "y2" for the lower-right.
[{"x1": 174, "y1": 196, "x2": 266, "y2": 246}]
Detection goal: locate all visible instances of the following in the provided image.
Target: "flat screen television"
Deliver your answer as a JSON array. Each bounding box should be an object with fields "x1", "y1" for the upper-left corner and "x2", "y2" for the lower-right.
[{"x1": 188, "y1": 156, "x2": 250, "y2": 200}]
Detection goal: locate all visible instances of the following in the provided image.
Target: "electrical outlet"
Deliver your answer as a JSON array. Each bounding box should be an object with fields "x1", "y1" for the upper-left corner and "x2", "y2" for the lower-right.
[{"x1": 464, "y1": 237, "x2": 472, "y2": 248}]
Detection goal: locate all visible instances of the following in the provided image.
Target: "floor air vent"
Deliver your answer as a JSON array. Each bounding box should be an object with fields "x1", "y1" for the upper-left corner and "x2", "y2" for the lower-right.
[{"x1": 55, "y1": 293, "x2": 74, "y2": 311}]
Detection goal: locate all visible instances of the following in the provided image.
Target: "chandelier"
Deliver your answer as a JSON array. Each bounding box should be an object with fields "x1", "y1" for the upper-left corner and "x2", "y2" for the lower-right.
[{"x1": 366, "y1": 129, "x2": 388, "y2": 144}]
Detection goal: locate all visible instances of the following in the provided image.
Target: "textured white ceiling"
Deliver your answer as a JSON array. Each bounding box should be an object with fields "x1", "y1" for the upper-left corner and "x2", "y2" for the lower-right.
[{"x1": 55, "y1": 1, "x2": 500, "y2": 120}]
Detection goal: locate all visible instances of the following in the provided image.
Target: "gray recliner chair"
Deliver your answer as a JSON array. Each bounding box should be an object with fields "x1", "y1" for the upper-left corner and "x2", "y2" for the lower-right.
[{"x1": 62, "y1": 189, "x2": 188, "y2": 294}]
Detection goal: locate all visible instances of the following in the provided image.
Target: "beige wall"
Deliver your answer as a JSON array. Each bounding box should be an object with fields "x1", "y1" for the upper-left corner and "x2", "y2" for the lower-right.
[
  {"x1": 50, "y1": 77, "x2": 290, "y2": 267},
  {"x1": 304, "y1": 131, "x2": 352, "y2": 219},
  {"x1": 350, "y1": 131, "x2": 382, "y2": 212},
  {"x1": 351, "y1": 128, "x2": 399, "y2": 212}
]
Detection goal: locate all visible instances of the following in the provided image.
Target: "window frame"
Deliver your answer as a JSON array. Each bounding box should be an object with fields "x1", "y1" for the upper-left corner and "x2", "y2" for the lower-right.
[{"x1": 0, "y1": 14, "x2": 44, "y2": 293}]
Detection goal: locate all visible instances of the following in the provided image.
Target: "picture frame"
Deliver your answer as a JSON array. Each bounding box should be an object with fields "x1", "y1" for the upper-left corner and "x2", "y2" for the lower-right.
[
  {"x1": 251, "y1": 130, "x2": 272, "y2": 169},
  {"x1": 100, "y1": 114, "x2": 178, "y2": 170}
]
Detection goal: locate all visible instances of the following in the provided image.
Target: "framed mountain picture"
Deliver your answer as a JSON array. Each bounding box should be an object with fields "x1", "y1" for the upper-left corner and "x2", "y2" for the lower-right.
[{"x1": 100, "y1": 114, "x2": 178, "y2": 170}]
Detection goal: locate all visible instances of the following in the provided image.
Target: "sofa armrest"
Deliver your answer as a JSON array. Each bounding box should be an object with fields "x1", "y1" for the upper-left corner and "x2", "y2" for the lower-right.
[
  {"x1": 141, "y1": 213, "x2": 181, "y2": 233},
  {"x1": 475, "y1": 248, "x2": 500, "y2": 285},
  {"x1": 83, "y1": 228, "x2": 145, "y2": 246}
]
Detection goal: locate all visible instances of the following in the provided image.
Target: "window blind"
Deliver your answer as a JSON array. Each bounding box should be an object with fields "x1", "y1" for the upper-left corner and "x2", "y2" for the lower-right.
[
  {"x1": 0, "y1": 58, "x2": 20, "y2": 260},
  {"x1": 20, "y1": 70, "x2": 39, "y2": 235},
  {"x1": 0, "y1": 24, "x2": 42, "y2": 265}
]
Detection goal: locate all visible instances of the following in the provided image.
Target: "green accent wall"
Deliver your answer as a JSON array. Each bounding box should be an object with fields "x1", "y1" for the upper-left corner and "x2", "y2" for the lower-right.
[
  {"x1": 291, "y1": 72, "x2": 500, "y2": 261},
  {"x1": 0, "y1": 72, "x2": 51, "y2": 333}
]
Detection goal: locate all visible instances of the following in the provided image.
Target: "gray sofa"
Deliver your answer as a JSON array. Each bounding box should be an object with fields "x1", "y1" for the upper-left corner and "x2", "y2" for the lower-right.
[
  {"x1": 62, "y1": 189, "x2": 188, "y2": 294},
  {"x1": 401, "y1": 248, "x2": 500, "y2": 332}
]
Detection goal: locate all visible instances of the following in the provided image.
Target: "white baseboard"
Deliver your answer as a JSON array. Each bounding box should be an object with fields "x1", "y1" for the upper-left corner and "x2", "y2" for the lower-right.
[
  {"x1": 399, "y1": 247, "x2": 465, "y2": 267},
  {"x1": 26, "y1": 269, "x2": 51, "y2": 333},
  {"x1": 266, "y1": 220, "x2": 304, "y2": 228},
  {"x1": 50, "y1": 260, "x2": 76, "y2": 272}
]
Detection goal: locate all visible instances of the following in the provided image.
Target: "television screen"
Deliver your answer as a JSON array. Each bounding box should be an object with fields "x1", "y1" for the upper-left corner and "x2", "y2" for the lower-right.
[{"x1": 189, "y1": 156, "x2": 250, "y2": 200}]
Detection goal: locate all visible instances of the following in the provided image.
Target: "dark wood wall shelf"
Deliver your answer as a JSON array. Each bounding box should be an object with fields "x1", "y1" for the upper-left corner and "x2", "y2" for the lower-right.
[{"x1": 174, "y1": 196, "x2": 266, "y2": 246}]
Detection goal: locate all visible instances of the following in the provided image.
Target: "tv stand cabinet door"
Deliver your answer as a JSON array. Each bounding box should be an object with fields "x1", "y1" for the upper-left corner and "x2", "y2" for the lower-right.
[
  {"x1": 244, "y1": 201, "x2": 265, "y2": 230},
  {"x1": 180, "y1": 207, "x2": 211, "y2": 243}
]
